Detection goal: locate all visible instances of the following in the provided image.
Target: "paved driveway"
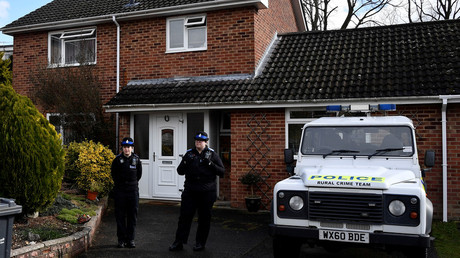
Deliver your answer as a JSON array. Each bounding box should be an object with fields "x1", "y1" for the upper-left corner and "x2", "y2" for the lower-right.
[{"x1": 78, "y1": 200, "x2": 437, "y2": 258}]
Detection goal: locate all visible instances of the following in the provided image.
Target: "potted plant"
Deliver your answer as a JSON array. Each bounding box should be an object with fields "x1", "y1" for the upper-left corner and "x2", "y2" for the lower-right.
[
  {"x1": 239, "y1": 172, "x2": 262, "y2": 212},
  {"x1": 87, "y1": 181, "x2": 104, "y2": 200}
]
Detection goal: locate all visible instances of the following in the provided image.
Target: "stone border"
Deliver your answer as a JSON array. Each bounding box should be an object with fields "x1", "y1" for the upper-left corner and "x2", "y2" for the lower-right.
[{"x1": 10, "y1": 197, "x2": 107, "y2": 258}]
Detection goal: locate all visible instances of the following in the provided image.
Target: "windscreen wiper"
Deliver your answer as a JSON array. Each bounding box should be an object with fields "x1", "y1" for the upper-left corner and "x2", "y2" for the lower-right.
[
  {"x1": 322, "y1": 149, "x2": 359, "y2": 158},
  {"x1": 367, "y1": 148, "x2": 404, "y2": 159}
]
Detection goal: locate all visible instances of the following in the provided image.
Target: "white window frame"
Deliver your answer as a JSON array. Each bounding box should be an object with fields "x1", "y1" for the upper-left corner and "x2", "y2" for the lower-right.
[
  {"x1": 285, "y1": 108, "x2": 327, "y2": 159},
  {"x1": 48, "y1": 28, "x2": 97, "y2": 67},
  {"x1": 166, "y1": 14, "x2": 207, "y2": 53}
]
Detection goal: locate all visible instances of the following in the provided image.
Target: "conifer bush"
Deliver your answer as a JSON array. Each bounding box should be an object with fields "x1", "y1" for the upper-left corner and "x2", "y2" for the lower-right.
[
  {"x1": 0, "y1": 83, "x2": 65, "y2": 215},
  {"x1": 64, "y1": 140, "x2": 115, "y2": 196}
]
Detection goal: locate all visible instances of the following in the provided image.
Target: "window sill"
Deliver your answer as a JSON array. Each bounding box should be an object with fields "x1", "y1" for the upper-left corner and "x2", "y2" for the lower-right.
[
  {"x1": 47, "y1": 62, "x2": 97, "y2": 69},
  {"x1": 165, "y1": 47, "x2": 207, "y2": 54}
]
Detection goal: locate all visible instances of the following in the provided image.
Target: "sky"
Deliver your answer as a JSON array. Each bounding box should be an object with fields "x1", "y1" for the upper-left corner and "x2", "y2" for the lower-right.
[{"x1": 0, "y1": 0, "x2": 53, "y2": 44}]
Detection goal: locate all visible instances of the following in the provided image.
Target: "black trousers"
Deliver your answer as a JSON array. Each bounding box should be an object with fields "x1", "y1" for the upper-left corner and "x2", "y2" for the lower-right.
[
  {"x1": 114, "y1": 190, "x2": 139, "y2": 242},
  {"x1": 175, "y1": 190, "x2": 217, "y2": 245}
]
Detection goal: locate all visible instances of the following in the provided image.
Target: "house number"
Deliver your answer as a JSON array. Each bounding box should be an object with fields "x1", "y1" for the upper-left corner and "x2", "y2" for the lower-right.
[{"x1": 164, "y1": 115, "x2": 169, "y2": 122}]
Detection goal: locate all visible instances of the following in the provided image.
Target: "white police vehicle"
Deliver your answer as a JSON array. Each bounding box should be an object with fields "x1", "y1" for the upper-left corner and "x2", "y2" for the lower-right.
[{"x1": 269, "y1": 104, "x2": 435, "y2": 258}]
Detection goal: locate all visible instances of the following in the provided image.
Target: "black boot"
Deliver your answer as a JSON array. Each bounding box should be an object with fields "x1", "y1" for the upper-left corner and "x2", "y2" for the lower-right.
[
  {"x1": 126, "y1": 240, "x2": 136, "y2": 248},
  {"x1": 117, "y1": 240, "x2": 125, "y2": 248},
  {"x1": 169, "y1": 241, "x2": 183, "y2": 251},
  {"x1": 193, "y1": 243, "x2": 205, "y2": 251}
]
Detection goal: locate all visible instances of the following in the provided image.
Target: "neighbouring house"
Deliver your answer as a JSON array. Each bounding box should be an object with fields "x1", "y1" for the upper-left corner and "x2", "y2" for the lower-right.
[
  {"x1": 0, "y1": 44, "x2": 13, "y2": 60},
  {"x1": 2, "y1": 0, "x2": 460, "y2": 220}
]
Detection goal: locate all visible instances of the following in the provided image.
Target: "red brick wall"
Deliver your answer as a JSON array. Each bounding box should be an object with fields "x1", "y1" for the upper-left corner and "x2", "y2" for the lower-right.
[
  {"x1": 254, "y1": 0, "x2": 300, "y2": 65},
  {"x1": 230, "y1": 109, "x2": 287, "y2": 209},
  {"x1": 116, "y1": 8, "x2": 257, "y2": 82},
  {"x1": 398, "y1": 104, "x2": 460, "y2": 219},
  {"x1": 12, "y1": 32, "x2": 48, "y2": 109}
]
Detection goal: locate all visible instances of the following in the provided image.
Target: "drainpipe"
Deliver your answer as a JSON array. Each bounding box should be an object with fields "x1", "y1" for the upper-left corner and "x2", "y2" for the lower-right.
[
  {"x1": 439, "y1": 95, "x2": 460, "y2": 222},
  {"x1": 441, "y1": 97, "x2": 448, "y2": 222},
  {"x1": 113, "y1": 16, "x2": 120, "y2": 151}
]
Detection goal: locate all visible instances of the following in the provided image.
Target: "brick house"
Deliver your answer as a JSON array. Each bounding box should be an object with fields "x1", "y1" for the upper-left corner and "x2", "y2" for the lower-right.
[{"x1": 2, "y1": 0, "x2": 460, "y2": 220}]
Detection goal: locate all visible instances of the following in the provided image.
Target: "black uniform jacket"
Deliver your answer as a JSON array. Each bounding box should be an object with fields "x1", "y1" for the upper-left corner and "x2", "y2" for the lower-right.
[
  {"x1": 177, "y1": 147, "x2": 225, "y2": 192},
  {"x1": 111, "y1": 153, "x2": 142, "y2": 192}
]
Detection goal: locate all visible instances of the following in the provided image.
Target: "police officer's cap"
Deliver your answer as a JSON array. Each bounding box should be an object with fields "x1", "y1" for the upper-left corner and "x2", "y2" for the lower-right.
[
  {"x1": 121, "y1": 137, "x2": 134, "y2": 146},
  {"x1": 194, "y1": 131, "x2": 209, "y2": 141}
]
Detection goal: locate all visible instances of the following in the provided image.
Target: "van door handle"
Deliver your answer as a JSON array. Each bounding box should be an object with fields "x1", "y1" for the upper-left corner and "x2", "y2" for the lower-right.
[{"x1": 153, "y1": 152, "x2": 156, "y2": 162}]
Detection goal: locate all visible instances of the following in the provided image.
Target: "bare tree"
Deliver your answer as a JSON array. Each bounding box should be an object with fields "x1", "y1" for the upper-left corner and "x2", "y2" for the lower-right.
[
  {"x1": 301, "y1": 0, "x2": 396, "y2": 30},
  {"x1": 29, "y1": 62, "x2": 113, "y2": 146},
  {"x1": 406, "y1": 0, "x2": 460, "y2": 21},
  {"x1": 302, "y1": 0, "x2": 337, "y2": 30}
]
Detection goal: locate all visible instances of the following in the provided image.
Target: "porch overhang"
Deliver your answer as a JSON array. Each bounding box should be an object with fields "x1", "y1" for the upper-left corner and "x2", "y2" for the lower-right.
[{"x1": 103, "y1": 96, "x2": 444, "y2": 113}]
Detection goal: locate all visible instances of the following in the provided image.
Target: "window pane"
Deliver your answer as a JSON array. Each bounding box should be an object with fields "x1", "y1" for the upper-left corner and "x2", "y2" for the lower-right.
[
  {"x1": 169, "y1": 20, "x2": 184, "y2": 48},
  {"x1": 50, "y1": 34, "x2": 61, "y2": 64},
  {"x1": 81, "y1": 39, "x2": 96, "y2": 63},
  {"x1": 301, "y1": 126, "x2": 414, "y2": 157},
  {"x1": 288, "y1": 124, "x2": 304, "y2": 152},
  {"x1": 134, "y1": 114, "x2": 149, "y2": 159},
  {"x1": 49, "y1": 115, "x2": 63, "y2": 139},
  {"x1": 65, "y1": 39, "x2": 95, "y2": 64},
  {"x1": 188, "y1": 27, "x2": 205, "y2": 48},
  {"x1": 187, "y1": 113, "x2": 204, "y2": 149},
  {"x1": 162, "y1": 129, "x2": 174, "y2": 156},
  {"x1": 65, "y1": 41, "x2": 78, "y2": 64},
  {"x1": 221, "y1": 112, "x2": 231, "y2": 130}
]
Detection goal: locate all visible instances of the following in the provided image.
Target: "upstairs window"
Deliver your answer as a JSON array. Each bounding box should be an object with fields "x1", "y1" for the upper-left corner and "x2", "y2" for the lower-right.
[
  {"x1": 166, "y1": 15, "x2": 207, "y2": 53},
  {"x1": 49, "y1": 28, "x2": 96, "y2": 66}
]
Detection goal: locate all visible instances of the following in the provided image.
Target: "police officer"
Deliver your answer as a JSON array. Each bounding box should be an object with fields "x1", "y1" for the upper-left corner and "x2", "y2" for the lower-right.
[
  {"x1": 111, "y1": 137, "x2": 142, "y2": 248},
  {"x1": 169, "y1": 131, "x2": 225, "y2": 252}
]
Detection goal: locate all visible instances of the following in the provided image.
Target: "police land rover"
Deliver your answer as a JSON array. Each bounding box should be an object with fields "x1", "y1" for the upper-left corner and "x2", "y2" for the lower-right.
[{"x1": 269, "y1": 104, "x2": 435, "y2": 258}]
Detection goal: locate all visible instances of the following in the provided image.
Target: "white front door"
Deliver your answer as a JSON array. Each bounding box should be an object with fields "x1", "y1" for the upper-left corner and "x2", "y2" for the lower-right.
[{"x1": 152, "y1": 114, "x2": 185, "y2": 200}]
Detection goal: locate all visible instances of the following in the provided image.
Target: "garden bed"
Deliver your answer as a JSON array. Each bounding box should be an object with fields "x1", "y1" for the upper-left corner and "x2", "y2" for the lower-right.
[{"x1": 11, "y1": 183, "x2": 101, "y2": 250}]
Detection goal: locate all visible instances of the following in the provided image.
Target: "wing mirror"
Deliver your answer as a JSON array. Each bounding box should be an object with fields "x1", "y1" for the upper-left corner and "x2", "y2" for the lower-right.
[
  {"x1": 284, "y1": 149, "x2": 296, "y2": 176},
  {"x1": 422, "y1": 150, "x2": 435, "y2": 178},
  {"x1": 424, "y1": 150, "x2": 435, "y2": 168}
]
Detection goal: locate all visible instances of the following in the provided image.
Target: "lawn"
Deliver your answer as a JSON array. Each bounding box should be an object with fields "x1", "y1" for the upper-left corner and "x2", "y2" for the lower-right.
[{"x1": 432, "y1": 220, "x2": 460, "y2": 258}]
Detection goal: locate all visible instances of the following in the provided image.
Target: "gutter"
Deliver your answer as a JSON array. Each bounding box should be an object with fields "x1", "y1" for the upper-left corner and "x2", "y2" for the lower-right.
[
  {"x1": 112, "y1": 16, "x2": 121, "y2": 151},
  {"x1": 439, "y1": 95, "x2": 460, "y2": 222},
  {"x1": 103, "y1": 95, "x2": 445, "y2": 113},
  {"x1": 1, "y1": 0, "x2": 268, "y2": 35}
]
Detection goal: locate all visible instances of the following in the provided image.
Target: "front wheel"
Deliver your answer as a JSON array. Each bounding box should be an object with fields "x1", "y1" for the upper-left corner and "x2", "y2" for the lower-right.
[{"x1": 273, "y1": 237, "x2": 302, "y2": 258}]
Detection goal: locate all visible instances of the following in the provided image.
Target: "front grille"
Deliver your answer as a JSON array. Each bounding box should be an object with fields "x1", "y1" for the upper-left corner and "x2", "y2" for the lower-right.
[{"x1": 309, "y1": 192, "x2": 383, "y2": 224}]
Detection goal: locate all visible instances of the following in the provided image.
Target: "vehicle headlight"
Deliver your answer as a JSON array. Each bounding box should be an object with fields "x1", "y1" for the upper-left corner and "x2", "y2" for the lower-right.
[
  {"x1": 389, "y1": 200, "x2": 406, "y2": 216},
  {"x1": 289, "y1": 196, "x2": 304, "y2": 211}
]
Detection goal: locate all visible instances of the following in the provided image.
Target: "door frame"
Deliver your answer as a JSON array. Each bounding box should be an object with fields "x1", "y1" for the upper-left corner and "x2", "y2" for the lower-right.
[{"x1": 131, "y1": 111, "x2": 213, "y2": 200}]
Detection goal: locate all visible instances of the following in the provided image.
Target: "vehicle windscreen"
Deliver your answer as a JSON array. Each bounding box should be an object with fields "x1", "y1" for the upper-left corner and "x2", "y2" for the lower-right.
[{"x1": 300, "y1": 126, "x2": 414, "y2": 158}]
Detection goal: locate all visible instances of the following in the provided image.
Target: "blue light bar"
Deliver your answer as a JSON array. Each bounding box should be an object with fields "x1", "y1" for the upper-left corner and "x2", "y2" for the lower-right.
[
  {"x1": 379, "y1": 104, "x2": 396, "y2": 111},
  {"x1": 326, "y1": 105, "x2": 342, "y2": 112}
]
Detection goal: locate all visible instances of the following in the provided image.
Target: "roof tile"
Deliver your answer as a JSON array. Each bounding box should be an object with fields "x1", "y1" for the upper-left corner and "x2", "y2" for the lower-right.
[{"x1": 104, "y1": 20, "x2": 460, "y2": 107}]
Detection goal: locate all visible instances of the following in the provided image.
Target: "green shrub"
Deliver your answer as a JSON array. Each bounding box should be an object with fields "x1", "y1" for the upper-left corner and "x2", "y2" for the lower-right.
[
  {"x1": 65, "y1": 140, "x2": 115, "y2": 195},
  {"x1": 0, "y1": 83, "x2": 65, "y2": 215}
]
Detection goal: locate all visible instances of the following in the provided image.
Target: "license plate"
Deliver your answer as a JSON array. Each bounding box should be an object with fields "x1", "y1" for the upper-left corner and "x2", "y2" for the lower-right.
[{"x1": 319, "y1": 230, "x2": 369, "y2": 243}]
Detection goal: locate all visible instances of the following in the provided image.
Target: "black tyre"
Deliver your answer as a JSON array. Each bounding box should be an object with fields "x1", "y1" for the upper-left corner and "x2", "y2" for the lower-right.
[{"x1": 273, "y1": 237, "x2": 302, "y2": 258}]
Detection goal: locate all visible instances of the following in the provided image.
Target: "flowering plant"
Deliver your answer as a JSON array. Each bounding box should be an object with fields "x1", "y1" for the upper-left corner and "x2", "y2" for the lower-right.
[{"x1": 65, "y1": 140, "x2": 115, "y2": 195}]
